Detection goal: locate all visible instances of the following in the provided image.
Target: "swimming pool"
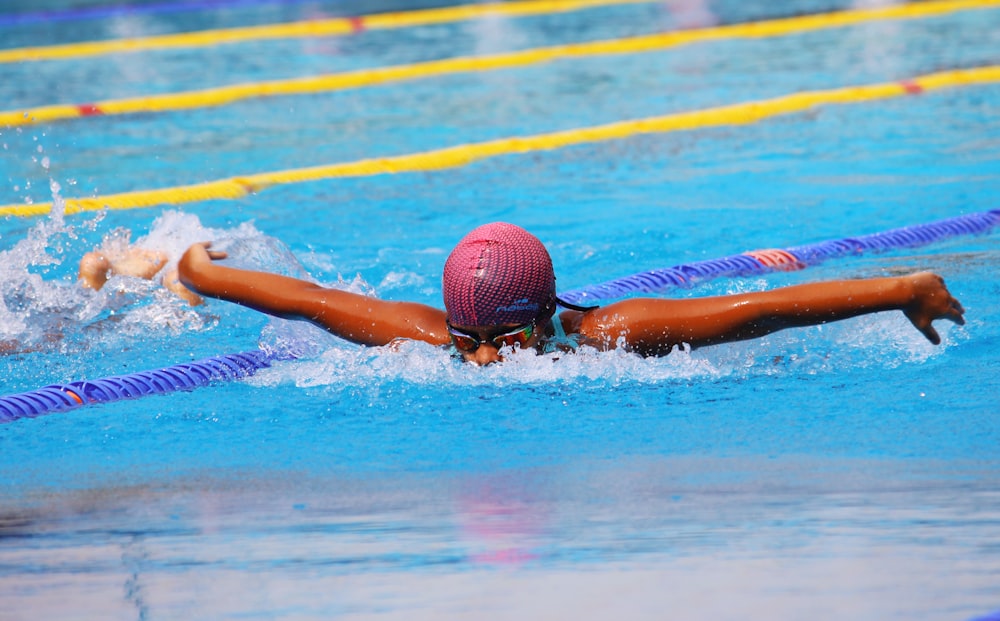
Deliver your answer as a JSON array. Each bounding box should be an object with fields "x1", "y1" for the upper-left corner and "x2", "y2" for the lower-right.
[{"x1": 2, "y1": 0, "x2": 999, "y2": 618}]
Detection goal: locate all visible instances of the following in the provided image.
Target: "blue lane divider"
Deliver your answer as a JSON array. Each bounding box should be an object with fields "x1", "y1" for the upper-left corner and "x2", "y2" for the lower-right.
[
  {"x1": 558, "y1": 210, "x2": 1000, "y2": 305},
  {"x1": 2, "y1": 210, "x2": 998, "y2": 423},
  {"x1": 0, "y1": 350, "x2": 281, "y2": 423}
]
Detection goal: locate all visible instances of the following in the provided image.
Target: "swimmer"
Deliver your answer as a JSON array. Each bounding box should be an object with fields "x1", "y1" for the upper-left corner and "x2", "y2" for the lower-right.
[
  {"x1": 79, "y1": 239, "x2": 203, "y2": 306},
  {"x1": 177, "y1": 222, "x2": 966, "y2": 365}
]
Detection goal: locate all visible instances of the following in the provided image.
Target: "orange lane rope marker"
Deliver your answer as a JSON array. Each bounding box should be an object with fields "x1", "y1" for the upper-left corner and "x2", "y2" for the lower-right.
[
  {"x1": 62, "y1": 389, "x2": 85, "y2": 405},
  {"x1": 0, "y1": 0, "x2": 653, "y2": 64},
  {"x1": 3, "y1": 0, "x2": 998, "y2": 128},
  {"x1": 745, "y1": 249, "x2": 804, "y2": 270},
  {"x1": 2, "y1": 64, "x2": 999, "y2": 218}
]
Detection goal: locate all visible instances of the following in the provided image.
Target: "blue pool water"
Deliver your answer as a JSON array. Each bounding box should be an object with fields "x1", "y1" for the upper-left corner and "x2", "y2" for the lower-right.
[{"x1": 2, "y1": 1, "x2": 999, "y2": 619}]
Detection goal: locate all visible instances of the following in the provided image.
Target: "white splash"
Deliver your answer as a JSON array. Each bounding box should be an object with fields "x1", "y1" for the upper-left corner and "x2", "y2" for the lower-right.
[
  {"x1": 0, "y1": 199, "x2": 268, "y2": 351},
  {"x1": 247, "y1": 310, "x2": 959, "y2": 390}
]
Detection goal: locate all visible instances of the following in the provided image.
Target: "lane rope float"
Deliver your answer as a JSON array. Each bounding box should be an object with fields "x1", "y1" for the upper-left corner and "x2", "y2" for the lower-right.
[
  {"x1": 0, "y1": 350, "x2": 286, "y2": 423},
  {"x1": 3, "y1": 0, "x2": 998, "y2": 126},
  {"x1": 0, "y1": 0, "x2": 655, "y2": 64},
  {"x1": 3, "y1": 63, "x2": 1000, "y2": 218},
  {"x1": 2, "y1": 210, "x2": 997, "y2": 423},
  {"x1": 558, "y1": 210, "x2": 1000, "y2": 304}
]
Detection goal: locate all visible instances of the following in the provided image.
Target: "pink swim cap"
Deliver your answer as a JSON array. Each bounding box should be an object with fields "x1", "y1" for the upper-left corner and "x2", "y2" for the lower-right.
[{"x1": 443, "y1": 222, "x2": 556, "y2": 327}]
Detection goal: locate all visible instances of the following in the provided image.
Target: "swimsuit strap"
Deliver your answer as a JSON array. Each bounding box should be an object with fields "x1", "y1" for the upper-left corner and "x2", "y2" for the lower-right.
[
  {"x1": 543, "y1": 313, "x2": 577, "y2": 354},
  {"x1": 551, "y1": 314, "x2": 568, "y2": 340}
]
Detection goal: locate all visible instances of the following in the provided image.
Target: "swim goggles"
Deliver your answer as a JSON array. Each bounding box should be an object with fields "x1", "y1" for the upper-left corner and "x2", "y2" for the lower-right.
[{"x1": 446, "y1": 321, "x2": 536, "y2": 353}]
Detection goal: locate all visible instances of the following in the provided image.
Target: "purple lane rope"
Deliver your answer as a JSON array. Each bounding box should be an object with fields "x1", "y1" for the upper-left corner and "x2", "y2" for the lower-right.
[
  {"x1": 0, "y1": 350, "x2": 282, "y2": 423},
  {"x1": 558, "y1": 210, "x2": 1000, "y2": 305}
]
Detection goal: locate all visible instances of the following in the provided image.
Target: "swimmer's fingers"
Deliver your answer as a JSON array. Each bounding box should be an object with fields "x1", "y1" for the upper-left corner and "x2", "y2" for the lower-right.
[
  {"x1": 192, "y1": 241, "x2": 228, "y2": 261},
  {"x1": 949, "y1": 297, "x2": 966, "y2": 325},
  {"x1": 920, "y1": 324, "x2": 942, "y2": 346},
  {"x1": 903, "y1": 273, "x2": 965, "y2": 345},
  {"x1": 931, "y1": 277, "x2": 965, "y2": 326},
  {"x1": 178, "y1": 242, "x2": 229, "y2": 293}
]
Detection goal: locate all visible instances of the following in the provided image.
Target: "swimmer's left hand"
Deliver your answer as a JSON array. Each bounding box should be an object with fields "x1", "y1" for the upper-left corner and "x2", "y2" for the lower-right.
[{"x1": 902, "y1": 272, "x2": 965, "y2": 345}]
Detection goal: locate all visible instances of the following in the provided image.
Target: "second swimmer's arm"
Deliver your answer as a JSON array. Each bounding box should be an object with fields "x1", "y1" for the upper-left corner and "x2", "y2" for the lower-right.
[{"x1": 177, "y1": 242, "x2": 450, "y2": 347}]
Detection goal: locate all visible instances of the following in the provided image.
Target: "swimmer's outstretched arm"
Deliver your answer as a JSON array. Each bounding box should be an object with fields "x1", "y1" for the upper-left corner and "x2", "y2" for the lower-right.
[
  {"x1": 577, "y1": 272, "x2": 965, "y2": 356},
  {"x1": 178, "y1": 242, "x2": 450, "y2": 347}
]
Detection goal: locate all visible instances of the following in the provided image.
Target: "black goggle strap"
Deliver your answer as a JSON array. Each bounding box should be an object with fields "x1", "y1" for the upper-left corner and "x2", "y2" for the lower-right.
[{"x1": 555, "y1": 295, "x2": 600, "y2": 312}]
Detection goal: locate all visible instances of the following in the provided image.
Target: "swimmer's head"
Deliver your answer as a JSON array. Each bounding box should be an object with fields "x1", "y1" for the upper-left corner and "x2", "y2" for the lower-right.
[{"x1": 442, "y1": 222, "x2": 557, "y2": 329}]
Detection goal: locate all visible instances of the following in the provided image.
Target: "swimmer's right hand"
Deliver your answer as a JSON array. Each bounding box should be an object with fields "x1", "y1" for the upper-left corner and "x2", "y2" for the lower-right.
[
  {"x1": 182, "y1": 241, "x2": 228, "y2": 263},
  {"x1": 197, "y1": 241, "x2": 228, "y2": 261},
  {"x1": 177, "y1": 242, "x2": 228, "y2": 291}
]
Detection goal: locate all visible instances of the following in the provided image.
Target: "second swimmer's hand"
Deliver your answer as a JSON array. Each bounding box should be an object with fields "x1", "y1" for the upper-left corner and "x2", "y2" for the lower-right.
[{"x1": 902, "y1": 272, "x2": 966, "y2": 345}]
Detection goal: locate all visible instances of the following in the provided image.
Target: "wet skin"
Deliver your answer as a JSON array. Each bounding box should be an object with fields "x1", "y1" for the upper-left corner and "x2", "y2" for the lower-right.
[{"x1": 178, "y1": 242, "x2": 966, "y2": 363}]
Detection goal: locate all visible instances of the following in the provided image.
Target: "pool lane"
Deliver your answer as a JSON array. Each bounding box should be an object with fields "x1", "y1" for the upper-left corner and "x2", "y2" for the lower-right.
[
  {"x1": 2, "y1": 64, "x2": 998, "y2": 218},
  {"x1": 0, "y1": 0, "x2": 656, "y2": 63},
  {"x1": 2, "y1": 0, "x2": 998, "y2": 126}
]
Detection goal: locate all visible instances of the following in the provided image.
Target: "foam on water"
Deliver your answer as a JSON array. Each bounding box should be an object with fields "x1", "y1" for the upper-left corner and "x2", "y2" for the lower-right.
[
  {"x1": 248, "y1": 309, "x2": 958, "y2": 393},
  {"x1": 0, "y1": 185, "x2": 92, "y2": 346},
  {"x1": 0, "y1": 201, "x2": 265, "y2": 353}
]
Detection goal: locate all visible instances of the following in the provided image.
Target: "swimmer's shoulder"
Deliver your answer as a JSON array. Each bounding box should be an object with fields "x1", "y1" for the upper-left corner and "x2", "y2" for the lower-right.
[
  {"x1": 557, "y1": 302, "x2": 630, "y2": 351},
  {"x1": 554, "y1": 307, "x2": 605, "y2": 349},
  {"x1": 556, "y1": 309, "x2": 586, "y2": 337}
]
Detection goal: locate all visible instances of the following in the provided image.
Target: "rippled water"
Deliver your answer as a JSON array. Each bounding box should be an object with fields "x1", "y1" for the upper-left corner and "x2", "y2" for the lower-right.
[{"x1": 2, "y1": 0, "x2": 999, "y2": 619}]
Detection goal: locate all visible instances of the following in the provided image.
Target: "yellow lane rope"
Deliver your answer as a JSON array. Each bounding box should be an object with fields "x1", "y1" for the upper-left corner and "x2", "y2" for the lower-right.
[
  {"x1": 0, "y1": 0, "x2": 653, "y2": 64},
  {"x1": 4, "y1": 0, "x2": 998, "y2": 128},
  {"x1": 3, "y1": 65, "x2": 998, "y2": 218}
]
